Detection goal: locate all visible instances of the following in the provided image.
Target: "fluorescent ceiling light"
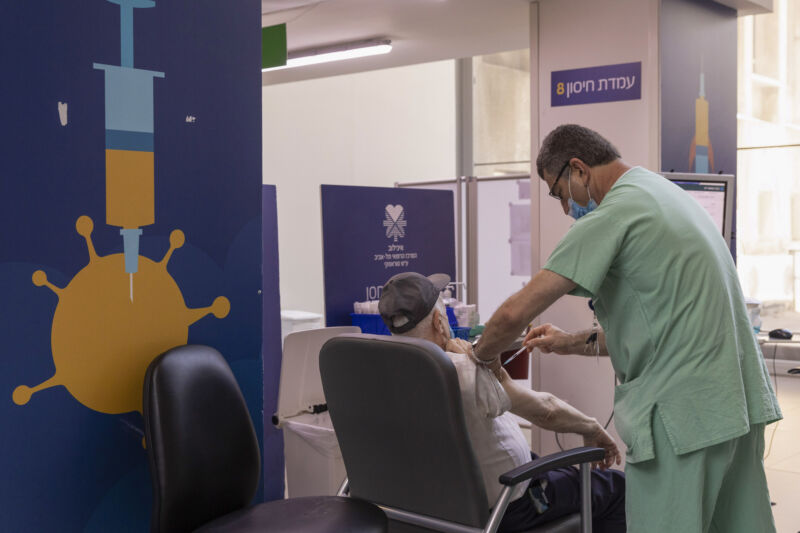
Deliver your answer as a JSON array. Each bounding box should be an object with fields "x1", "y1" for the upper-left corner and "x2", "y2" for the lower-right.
[{"x1": 262, "y1": 39, "x2": 392, "y2": 72}]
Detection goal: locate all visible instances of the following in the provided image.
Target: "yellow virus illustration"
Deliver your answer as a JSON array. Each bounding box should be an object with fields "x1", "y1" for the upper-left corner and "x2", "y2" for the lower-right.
[{"x1": 12, "y1": 215, "x2": 230, "y2": 415}]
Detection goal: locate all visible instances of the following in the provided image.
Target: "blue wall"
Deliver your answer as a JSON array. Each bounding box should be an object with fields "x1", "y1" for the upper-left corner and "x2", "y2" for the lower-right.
[
  {"x1": 0, "y1": 1, "x2": 264, "y2": 530},
  {"x1": 262, "y1": 185, "x2": 284, "y2": 501}
]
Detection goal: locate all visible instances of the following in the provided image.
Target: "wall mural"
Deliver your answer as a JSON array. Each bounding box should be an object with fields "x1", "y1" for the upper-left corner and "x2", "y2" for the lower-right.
[
  {"x1": 12, "y1": 0, "x2": 230, "y2": 425},
  {"x1": 660, "y1": 0, "x2": 737, "y2": 255},
  {"x1": 0, "y1": 0, "x2": 266, "y2": 529},
  {"x1": 661, "y1": 0, "x2": 737, "y2": 176}
]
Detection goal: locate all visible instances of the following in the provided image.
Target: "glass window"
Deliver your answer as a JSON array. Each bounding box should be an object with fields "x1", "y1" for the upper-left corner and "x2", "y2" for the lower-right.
[{"x1": 737, "y1": 0, "x2": 800, "y2": 321}]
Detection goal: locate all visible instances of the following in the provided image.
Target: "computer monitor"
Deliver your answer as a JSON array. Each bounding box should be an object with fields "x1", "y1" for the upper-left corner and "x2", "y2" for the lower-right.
[{"x1": 661, "y1": 172, "x2": 734, "y2": 248}]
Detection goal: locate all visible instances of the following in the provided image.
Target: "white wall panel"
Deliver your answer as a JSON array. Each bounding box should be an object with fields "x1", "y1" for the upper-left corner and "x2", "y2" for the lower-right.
[
  {"x1": 530, "y1": 0, "x2": 661, "y2": 460},
  {"x1": 263, "y1": 61, "x2": 457, "y2": 314}
]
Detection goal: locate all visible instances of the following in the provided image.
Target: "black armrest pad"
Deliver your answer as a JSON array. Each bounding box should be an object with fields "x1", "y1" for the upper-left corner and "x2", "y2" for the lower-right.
[{"x1": 499, "y1": 447, "x2": 605, "y2": 486}]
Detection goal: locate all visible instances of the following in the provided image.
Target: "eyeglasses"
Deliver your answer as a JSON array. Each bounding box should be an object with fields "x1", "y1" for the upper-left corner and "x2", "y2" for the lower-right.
[{"x1": 548, "y1": 160, "x2": 571, "y2": 200}]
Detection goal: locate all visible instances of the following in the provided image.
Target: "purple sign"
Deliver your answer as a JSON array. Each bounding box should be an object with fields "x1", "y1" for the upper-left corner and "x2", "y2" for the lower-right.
[
  {"x1": 551, "y1": 62, "x2": 641, "y2": 107},
  {"x1": 321, "y1": 185, "x2": 455, "y2": 328}
]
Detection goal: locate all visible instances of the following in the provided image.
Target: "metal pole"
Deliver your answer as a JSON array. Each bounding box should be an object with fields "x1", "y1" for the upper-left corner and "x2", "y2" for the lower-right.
[
  {"x1": 455, "y1": 57, "x2": 473, "y2": 179},
  {"x1": 466, "y1": 176, "x2": 479, "y2": 307},
  {"x1": 456, "y1": 176, "x2": 464, "y2": 302},
  {"x1": 456, "y1": 57, "x2": 475, "y2": 306},
  {"x1": 580, "y1": 462, "x2": 592, "y2": 533},
  {"x1": 336, "y1": 477, "x2": 349, "y2": 496}
]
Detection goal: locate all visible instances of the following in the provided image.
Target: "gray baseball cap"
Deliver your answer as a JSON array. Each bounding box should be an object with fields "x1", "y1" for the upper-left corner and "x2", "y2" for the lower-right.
[{"x1": 379, "y1": 272, "x2": 450, "y2": 334}]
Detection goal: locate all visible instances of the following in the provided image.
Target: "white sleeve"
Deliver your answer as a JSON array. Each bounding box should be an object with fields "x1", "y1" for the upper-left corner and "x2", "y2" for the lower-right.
[
  {"x1": 474, "y1": 365, "x2": 511, "y2": 418},
  {"x1": 447, "y1": 352, "x2": 511, "y2": 419}
]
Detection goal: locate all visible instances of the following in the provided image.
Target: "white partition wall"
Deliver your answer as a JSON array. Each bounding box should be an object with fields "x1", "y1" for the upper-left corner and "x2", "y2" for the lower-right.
[
  {"x1": 263, "y1": 61, "x2": 457, "y2": 315},
  {"x1": 476, "y1": 177, "x2": 534, "y2": 322},
  {"x1": 529, "y1": 0, "x2": 661, "y2": 459}
]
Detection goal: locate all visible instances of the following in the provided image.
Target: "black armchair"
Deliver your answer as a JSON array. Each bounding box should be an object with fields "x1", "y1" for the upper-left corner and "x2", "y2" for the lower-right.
[
  {"x1": 143, "y1": 344, "x2": 387, "y2": 533},
  {"x1": 319, "y1": 334, "x2": 605, "y2": 533}
]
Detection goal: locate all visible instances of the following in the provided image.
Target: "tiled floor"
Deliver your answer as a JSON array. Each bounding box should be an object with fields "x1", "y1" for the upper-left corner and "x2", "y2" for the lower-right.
[{"x1": 766, "y1": 375, "x2": 800, "y2": 533}]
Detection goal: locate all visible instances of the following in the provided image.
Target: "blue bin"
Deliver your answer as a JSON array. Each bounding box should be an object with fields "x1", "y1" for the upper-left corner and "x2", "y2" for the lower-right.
[
  {"x1": 350, "y1": 313, "x2": 390, "y2": 336},
  {"x1": 446, "y1": 306, "x2": 459, "y2": 328},
  {"x1": 452, "y1": 326, "x2": 471, "y2": 340}
]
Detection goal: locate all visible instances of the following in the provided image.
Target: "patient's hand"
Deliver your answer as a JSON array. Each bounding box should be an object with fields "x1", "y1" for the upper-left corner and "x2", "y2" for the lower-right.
[
  {"x1": 582, "y1": 425, "x2": 622, "y2": 469},
  {"x1": 445, "y1": 338, "x2": 473, "y2": 355},
  {"x1": 524, "y1": 324, "x2": 576, "y2": 355}
]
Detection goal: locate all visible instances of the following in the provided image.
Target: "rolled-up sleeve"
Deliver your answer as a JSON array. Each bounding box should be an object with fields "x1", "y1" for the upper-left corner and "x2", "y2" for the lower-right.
[{"x1": 448, "y1": 353, "x2": 510, "y2": 418}]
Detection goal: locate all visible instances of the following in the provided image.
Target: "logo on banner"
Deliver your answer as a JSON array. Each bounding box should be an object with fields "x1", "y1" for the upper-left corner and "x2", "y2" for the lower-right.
[{"x1": 383, "y1": 204, "x2": 406, "y2": 242}]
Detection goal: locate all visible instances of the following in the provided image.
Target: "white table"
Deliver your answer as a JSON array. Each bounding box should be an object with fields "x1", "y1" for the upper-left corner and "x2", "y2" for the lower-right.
[{"x1": 757, "y1": 334, "x2": 800, "y2": 376}]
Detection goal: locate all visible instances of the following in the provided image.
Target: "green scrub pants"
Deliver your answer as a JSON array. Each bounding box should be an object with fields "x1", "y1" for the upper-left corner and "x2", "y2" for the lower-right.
[{"x1": 625, "y1": 413, "x2": 776, "y2": 533}]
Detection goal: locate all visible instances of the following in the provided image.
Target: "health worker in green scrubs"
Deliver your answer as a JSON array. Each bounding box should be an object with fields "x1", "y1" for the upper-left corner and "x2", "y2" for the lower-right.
[{"x1": 472, "y1": 124, "x2": 781, "y2": 533}]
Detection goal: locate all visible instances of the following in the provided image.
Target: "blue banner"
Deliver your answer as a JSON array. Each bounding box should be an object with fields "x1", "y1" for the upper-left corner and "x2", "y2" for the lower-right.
[
  {"x1": 321, "y1": 185, "x2": 456, "y2": 328},
  {"x1": 0, "y1": 0, "x2": 263, "y2": 530},
  {"x1": 551, "y1": 62, "x2": 641, "y2": 107},
  {"x1": 262, "y1": 185, "x2": 284, "y2": 501}
]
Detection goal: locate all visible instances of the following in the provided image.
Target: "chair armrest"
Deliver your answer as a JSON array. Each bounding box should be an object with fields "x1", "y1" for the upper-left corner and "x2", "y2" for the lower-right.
[{"x1": 498, "y1": 447, "x2": 605, "y2": 486}]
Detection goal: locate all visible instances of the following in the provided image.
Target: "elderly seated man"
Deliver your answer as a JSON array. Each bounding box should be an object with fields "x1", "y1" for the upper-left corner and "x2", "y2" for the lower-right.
[{"x1": 378, "y1": 272, "x2": 626, "y2": 533}]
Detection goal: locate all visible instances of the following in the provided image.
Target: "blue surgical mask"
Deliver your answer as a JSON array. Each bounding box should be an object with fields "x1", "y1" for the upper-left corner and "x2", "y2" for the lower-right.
[
  {"x1": 567, "y1": 169, "x2": 597, "y2": 220},
  {"x1": 568, "y1": 198, "x2": 598, "y2": 220}
]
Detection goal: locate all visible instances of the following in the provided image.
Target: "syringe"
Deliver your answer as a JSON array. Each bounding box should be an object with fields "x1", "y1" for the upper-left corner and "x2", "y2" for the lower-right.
[
  {"x1": 121, "y1": 228, "x2": 143, "y2": 301},
  {"x1": 503, "y1": 345, "x2": 529, "y2": 367},
  {"x1": 94, "y1": 0, "x2": 163, "y2": 301}
]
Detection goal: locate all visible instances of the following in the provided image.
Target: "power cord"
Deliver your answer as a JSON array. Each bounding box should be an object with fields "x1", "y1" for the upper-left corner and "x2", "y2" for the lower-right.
[{"x1": 554, "y1": 374, "x2": 616, "y2": 452}]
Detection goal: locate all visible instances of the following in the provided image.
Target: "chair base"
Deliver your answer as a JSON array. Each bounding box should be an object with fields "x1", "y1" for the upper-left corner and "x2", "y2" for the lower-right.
[{"x1": 196, "y1": 496, "x2": 387, "y2": 533}]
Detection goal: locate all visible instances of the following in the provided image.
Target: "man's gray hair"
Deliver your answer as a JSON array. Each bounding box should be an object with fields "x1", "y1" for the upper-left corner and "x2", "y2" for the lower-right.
[{"x1": 536, "y1": 124, "x2": 621, "y2": 179}]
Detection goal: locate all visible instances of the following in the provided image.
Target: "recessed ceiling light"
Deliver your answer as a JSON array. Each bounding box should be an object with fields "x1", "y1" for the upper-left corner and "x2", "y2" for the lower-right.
[{"x1": 262, "y1": 39, "x2": 392, "y2": 72}]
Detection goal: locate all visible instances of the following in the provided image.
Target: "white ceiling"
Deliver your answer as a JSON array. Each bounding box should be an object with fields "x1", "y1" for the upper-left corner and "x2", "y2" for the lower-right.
[
  {"x1": 261, "y1": 0, "x2": 530, "y2": 85},
  {"x1": 713, "y1": 0, "x2": 772, "y2": 15}
]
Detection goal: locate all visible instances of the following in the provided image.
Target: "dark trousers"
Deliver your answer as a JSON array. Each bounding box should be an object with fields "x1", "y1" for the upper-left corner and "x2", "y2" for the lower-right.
[{"x1": 500, "y1": 452, "x2": 626, "y2": 533}]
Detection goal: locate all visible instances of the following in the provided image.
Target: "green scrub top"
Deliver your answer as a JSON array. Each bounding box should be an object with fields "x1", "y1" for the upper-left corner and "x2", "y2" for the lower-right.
[{"x1": 544, "y1": 167, "x2": 781, "y2": 463}]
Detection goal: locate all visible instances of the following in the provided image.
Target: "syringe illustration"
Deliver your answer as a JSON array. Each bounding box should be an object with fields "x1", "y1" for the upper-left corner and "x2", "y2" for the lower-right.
[
  {"x1": 94, "y1": 0, "x2": 164, "y2": 301},
  {"x1": 689, "y1": 66, "x2": 714, "y2": 174}
]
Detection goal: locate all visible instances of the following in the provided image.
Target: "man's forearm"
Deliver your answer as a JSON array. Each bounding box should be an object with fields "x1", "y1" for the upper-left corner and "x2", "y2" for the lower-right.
[
  {"x1": 533, "y1": 394, "x2": 600, "y2": 436},
  {"x1": 475, "y1": 269, "x2": 576, "y2": 361},
  {"x1": 570, "y1": 328, "x2": 609, "y2": 356},
  {"x1": 503, "y1": 374, "x2": 600, "y2": 436}
]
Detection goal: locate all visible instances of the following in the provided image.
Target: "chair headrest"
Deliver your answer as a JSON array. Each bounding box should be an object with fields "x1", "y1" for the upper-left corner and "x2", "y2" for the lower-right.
[{"x1": 143, "y1": 344, "x2": 260, "y2": 533}]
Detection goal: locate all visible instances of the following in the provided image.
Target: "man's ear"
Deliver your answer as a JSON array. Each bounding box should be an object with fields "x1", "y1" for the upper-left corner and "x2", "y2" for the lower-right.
[
  {"x1": 569, "y1": 158, "x2": 591, "y2": 187},
  {"x1": 432, "y1": 309, "x2": 445, "y2": 334}
]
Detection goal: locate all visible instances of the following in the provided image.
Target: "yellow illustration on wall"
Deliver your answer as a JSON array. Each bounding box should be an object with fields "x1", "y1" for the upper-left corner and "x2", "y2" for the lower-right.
[
  {"x1": 12, "y1": 216, "x2": 230, "y2": 414},
  {"x1": 12, "y1": 0, "x2": 231, "y2": 421}
]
